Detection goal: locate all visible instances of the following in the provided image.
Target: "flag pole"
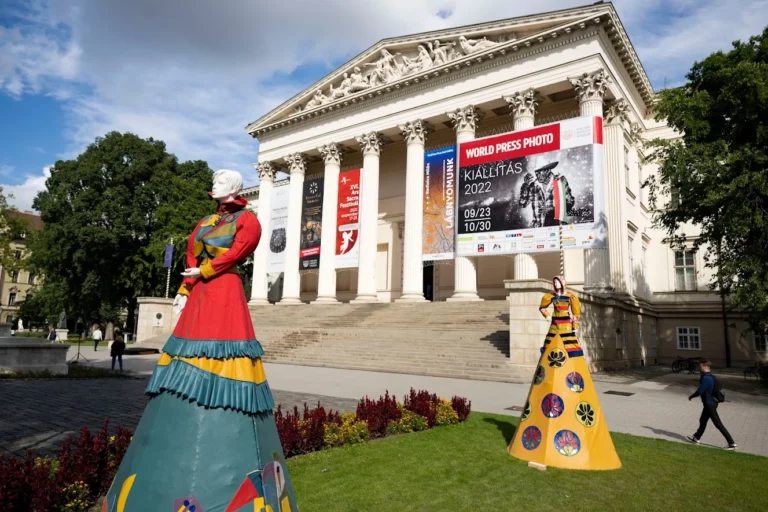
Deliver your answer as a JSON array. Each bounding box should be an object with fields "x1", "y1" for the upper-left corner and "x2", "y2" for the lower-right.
[{"x1": 165, "y1": 238, "x2": 174, "y2": 299}]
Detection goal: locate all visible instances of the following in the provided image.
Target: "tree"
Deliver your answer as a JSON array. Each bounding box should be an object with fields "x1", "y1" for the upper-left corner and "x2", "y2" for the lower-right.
[
  {"x1": 17, "y1": 279, "x2": 67, "y2": 329},
  {"x1": 646, "y1": 27, "x2": 768, "y2": 355},
  {"x1": 29, "y1": 132, "x2": 215, "y2": 332},
  {"x1": 0, "y1": 187, "x2": 26, "y2": 272}
]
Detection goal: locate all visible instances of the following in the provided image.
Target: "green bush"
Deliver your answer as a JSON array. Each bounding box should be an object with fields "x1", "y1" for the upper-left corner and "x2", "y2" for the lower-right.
[
  {"x1": 386, "y1": 407, "x2": 429, "y2": 435},
  {"x1": 324, "y1": 412, "x2": 369, "y2": 448},
  {"x1": 434, "y1": 400, "x2": 459, "y2": 427}
]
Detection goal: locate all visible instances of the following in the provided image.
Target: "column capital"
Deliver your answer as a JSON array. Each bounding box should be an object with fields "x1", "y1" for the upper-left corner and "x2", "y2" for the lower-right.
[
  {"x1": 604, "y1": 98, "x2": 629, "y2": 126},
  {"x1": 447, "y1": 106, "x2": 483, "y2": 134},
  {"x1": 356, "y1": 132, "x2": 385, "y2": 156},
  {"x1": 318, "y1": 143, "x2": 342, "y2": 166},
  {"x1": 399, "y1": 119, "x2": 432, "y2": 145},
  {"x1": 284, "y1": 152, "x2": 306, "y2": 177},
  {"x1": 503, "y1": 88, "x2": 541, "y2": 120},
  {"x1": 254, "y1": 161, "x2": 276, "y2": 182},
  {"x1": 629, "y1": 122, "x2": 645, "y2": 147},
  {"x1": 569, "y1": 69, "x2": 611, "y2": 104}
]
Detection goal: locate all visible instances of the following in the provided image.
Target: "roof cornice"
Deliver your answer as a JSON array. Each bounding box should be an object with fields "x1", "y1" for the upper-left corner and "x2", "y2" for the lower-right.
[{"x1": 246, "y1": 3, "x2": 654, "y2": 138}]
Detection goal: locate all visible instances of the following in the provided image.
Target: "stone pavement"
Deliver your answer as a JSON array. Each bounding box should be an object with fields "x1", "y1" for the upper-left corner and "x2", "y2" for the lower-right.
[{"x1": 2, "y1": 346, "x2": 767, "y2": 458}]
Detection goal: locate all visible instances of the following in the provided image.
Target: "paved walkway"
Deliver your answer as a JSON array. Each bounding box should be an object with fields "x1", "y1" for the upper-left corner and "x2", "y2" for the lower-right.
[{"x1": 2, "y1": 346, "x2": 767, "y2": 458}]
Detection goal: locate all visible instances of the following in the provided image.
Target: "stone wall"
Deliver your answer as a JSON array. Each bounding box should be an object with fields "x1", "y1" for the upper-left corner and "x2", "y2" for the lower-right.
[
  {"x1": 136, "y1": 297, "x2": 178, "y2": 343},
  {"x1": 505, "y1": 279, "x2": 658, "y2": 373}
]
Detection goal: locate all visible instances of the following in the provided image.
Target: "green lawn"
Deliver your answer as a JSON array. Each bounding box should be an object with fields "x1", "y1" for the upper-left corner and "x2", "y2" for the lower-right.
[{"x1": 287, "y1": 413, "x2": 767, "y2": 512}]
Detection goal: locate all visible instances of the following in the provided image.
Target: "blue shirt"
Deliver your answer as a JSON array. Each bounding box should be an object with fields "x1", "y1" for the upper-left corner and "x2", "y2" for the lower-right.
[{"x1": 690, "y1": 372, "x2": 715, "y2": 404}]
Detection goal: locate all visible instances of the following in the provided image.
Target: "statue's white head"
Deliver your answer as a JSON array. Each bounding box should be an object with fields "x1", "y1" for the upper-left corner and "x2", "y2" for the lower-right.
[{"x1": 211, "y1": 169, "x2": 243, "y2": 203}]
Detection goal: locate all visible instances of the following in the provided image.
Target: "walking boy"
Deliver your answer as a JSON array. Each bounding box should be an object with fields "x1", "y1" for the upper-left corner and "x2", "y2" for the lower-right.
[
  {"x1": 686, "y1": 360, "x2": 737, "y2": 450},
  {"x1": 92, "y1": 324, "x2": 103, "y2": 351}
]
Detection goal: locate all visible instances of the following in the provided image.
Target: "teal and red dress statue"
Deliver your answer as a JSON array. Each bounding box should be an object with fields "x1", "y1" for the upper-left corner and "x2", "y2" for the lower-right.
[{"x1": 103, "y1": 179, "x2": 298, "y2": 511}]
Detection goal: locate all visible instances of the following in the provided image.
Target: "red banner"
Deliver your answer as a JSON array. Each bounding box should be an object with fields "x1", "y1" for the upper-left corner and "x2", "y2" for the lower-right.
[
  {"x1": 460, "y1": 124, "x2": 560, "y2": 167},
  {"x1": 335, "y1": 169, "x2": 360, "y2": 268}
]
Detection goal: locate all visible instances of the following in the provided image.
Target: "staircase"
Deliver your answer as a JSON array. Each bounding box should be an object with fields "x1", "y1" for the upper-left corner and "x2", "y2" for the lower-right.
[{"x1": 250, "y1": 301, "x2": 530, "y2": 383}]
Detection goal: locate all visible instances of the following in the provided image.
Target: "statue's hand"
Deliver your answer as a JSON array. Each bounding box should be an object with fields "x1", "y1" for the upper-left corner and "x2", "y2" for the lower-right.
[
  {"x1": 173, "y1": 294, "x2": 187, "y2": 316},
  {"x1": 181, "y1": 267, "x2": 201, "y2": 278}
]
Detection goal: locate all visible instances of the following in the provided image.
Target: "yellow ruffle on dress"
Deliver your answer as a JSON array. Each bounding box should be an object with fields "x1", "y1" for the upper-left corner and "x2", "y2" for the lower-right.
[{"x1": 508, "y1": 276, "x2": 621, "y2": 470}]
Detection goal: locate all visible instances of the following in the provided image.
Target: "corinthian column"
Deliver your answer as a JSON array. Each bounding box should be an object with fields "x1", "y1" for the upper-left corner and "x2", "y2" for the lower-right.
[
  {"x1": 249, "y1": 161, "x2": 275, "y2": 306},
  {"x1": 603, "y1": 99, "x2": 631, "y2": 293},
  {"x1": 447, "y1": 106, "x2": 484, "y2": 302},
  {"x1": 353, "y1": 132, "x2": 384, "y2": 303},
  {"x1": 570, "y1": 69, "x2": 612, "y2": 290},
  {"x1": 396, "y1": 120, "x2": 431, "y2": 302},
  {"x1": 278, "y1": 153, "x2": 306, "y2": 305},
  {"x1": 504, "y1": 88, "x2": 541, "y2": 280},
  {"x1": 313, "y1": 143, "x2": 342, "y2": 304}
]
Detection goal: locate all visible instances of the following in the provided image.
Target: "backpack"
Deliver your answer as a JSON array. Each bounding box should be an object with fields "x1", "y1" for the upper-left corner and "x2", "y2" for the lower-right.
[{"x1": 712, "y1": 375, "x2": 725, "y2": 403}]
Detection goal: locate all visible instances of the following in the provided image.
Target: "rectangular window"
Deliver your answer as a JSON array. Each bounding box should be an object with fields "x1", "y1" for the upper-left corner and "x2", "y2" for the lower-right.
[
  {"x1": 754, "y1": 331, "x2": 767, "y2": 353},
  {"x1": 14, "y1": 250, "x2": 21, "y2": 260},
  {"x1": 10, "y1": 272, "x2": 18, "y2": 283},
  {"x1": 28, "y1": 273, "x2": 35, "y2": 285},
  {"x1": 8, "y1": 292, "x2": 16, "y2": 307},
  {"x1": 677, "y1": 326, "x2": 701, "y2": 350},
  {"x1": 624, "y1": 146, "x2": 631, "y2": 187},
  {"x1": 638, "y1": 163, "x2": 644, "y2": 203},
  {"x1": 628, "y1": 237, "x2": 635, "y2": 295},
  {"x1": 674, "y1": 250, "x2": 696, "y2": 291},
  {"x1": 670, "y1": 188, "x2": 680, "y2": 208},
  {"x1": 642, "y1": 246, "x2": 648, "y2": 297}
]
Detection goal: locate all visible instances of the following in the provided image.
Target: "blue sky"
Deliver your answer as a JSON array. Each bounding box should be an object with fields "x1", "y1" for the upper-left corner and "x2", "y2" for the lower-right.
[{"x1": 1, "y1": 0, "x2": 767, "y2": 211}]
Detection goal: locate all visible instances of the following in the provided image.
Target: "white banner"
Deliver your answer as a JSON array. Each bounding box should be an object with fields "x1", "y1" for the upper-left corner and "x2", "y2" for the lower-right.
[{"x1": 267, "y1": 181, "x2": 290, "y2": 273}]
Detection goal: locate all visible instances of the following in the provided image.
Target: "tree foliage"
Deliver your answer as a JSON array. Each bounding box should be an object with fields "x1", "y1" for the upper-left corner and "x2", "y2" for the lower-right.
[
  {"x1": 0, "y1": 187, "x2": 26, "y2": 272},
  {"x1": 29, "y1": 132, "x2": 215, "y2": 327},
  {"x1": 17, "y1": 279, "x2": 67, "y2": 328},
  {"x1": 646, "y1": 27, "x2": 768, "y2": 331}
]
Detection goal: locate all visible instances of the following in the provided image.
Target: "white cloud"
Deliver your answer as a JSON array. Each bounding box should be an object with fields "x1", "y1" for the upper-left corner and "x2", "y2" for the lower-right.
[
  {"x1": 1, "y1": 0, "x2": 766, "y2": 186},
  {"x1": 1, "y1": 165, "x2": 51, "y2": 212}
]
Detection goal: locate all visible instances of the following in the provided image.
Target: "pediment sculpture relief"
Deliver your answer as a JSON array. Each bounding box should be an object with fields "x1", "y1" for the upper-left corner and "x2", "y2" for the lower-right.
[{"x1": 294, "y1": 33, "x2": 515, "y2": 113}]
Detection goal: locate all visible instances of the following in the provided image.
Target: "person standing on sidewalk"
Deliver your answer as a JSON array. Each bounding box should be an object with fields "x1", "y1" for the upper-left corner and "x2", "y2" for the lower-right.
[
  {"x1": 686, "y1": 360, "x2": 737, "y2": 450},
  {"x1": 93, "y1": 324, "x2": 103, "y2": 351},
  {"x1": 48, "y1": 326, "x2": 57, "y2": 344},
  {"x1": 111, "y1": 330, "x2": 125, "y2": 371}
]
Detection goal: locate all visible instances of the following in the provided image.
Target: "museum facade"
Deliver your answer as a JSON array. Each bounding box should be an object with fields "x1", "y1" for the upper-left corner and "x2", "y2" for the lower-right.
[{"x1": 241, "y1": 3, "x2": 766, "y2": 367}]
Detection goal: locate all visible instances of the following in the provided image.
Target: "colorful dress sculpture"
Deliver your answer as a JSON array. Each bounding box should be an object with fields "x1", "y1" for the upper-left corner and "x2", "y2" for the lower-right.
[
  {"x1": 508, "y1": 276, "x2": 621, "y2": 470},
  {"x1": 103, "y1": 174, "x2": 298, "y2": 511}
]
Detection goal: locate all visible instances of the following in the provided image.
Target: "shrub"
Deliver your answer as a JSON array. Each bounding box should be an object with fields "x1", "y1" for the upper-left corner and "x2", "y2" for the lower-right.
[
  {"x1": 435, "y1": 399, "x2": 459, "y2": 426},
  {"x1": 355, "y1": 391, "x2": 401, "y2": 438},
  {"x1": 275, "y1": 403, "x2": 341, "y2": 457},
  {"x1": 403, "y1": 388, "x2": 440, "y2": 427},
  {"x1": 451, "y1": 395, "x2": 472, "y2": 422},
  {"x1": 386, "y1": 407, "x2": 429, "y2": 435},
  {"x1": 324, "y1": 413, "x2": 369, "y2": 447},
  {"x1": 60, "y1": 481, "x2": 90, "y2": 512}
]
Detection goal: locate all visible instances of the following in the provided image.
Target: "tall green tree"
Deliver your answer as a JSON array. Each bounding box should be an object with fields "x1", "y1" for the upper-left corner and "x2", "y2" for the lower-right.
[
  {"x1": 29, "y1": 132, "x2": 215, "y2": 331},
  {"x1": 0, "y1": 187, "x2": 26, "y2": 272},
  {"x1": 646, "y1": 28, "x2": 768, "y2": 349}
]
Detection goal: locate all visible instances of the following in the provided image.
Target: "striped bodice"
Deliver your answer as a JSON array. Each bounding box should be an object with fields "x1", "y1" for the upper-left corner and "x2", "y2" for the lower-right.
[{"x1": 193, "y1": 210, "x2": 246, "y2": 261}]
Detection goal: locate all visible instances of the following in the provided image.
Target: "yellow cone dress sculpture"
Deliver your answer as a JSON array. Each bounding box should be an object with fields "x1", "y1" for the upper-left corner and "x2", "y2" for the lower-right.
[{"x1": 508, "y1": 276, "x2": 621, "y2": 470}]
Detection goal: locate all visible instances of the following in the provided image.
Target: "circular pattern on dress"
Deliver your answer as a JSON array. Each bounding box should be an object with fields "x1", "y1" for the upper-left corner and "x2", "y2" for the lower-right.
[
  {"x1": 566, "y1": 372, "x2": 585, "y2": 392},
  {"x1": 547, "y1": 349, "x2": 566, "y2": 368},
  {"x1": 541, "y1": 393, "x2": 565, "y2": 418},
  {"x1": 533, "y1": 365, "x2": 546, "y2": 385},
  {"x1": 576, "y1": 401, "x2": 596, "y2": 427},
  {"x1": 521, "y1": 426, "x2": 542, "y2": 450},
  {"x1": 554, "y1": 429, "x2": 581, "y2": 457},
  {"x1": 520, "y1": 401, "x2": 532, "y2": 421}
]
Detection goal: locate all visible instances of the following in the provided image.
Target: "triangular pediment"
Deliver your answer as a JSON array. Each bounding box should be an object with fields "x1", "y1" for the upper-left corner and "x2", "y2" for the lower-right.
[{"x1": 247, "y1": 3, "x2": 653, "y2": 137}]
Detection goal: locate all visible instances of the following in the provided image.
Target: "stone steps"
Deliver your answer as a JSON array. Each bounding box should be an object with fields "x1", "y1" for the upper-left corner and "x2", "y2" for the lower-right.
[{"x1": 250, "y1": 301, "x2": 522, "y2": 382}]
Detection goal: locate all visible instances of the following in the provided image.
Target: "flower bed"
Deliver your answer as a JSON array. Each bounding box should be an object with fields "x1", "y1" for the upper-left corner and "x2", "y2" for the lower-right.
[
  {"x1": 275, "y1": 388, "x2": 472, "y2": 458},
  {"x1": 0, "y1": 388, "x2": 470, "y2": 511}
]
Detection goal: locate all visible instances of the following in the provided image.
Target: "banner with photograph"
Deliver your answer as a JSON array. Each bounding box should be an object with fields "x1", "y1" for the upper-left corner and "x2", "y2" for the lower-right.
[
  {"x1": 299, "y1": 176, "x2": 324, "y2": 271},
  {"x1": 336, "y1": 169, "x2": 360, "y2": 269},
  {"x1": 422, "y1": 146, "x2": 457, "y2": 261},
  {"x1": 267, "y1": 181, "x2": 290, "y2": 273},
  {"x1": 456, "y1": 116, "x2": 605, "y2": 257}
]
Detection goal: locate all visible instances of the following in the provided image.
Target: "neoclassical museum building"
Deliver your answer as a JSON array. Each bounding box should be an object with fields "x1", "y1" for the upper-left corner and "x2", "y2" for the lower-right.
[{"x1": 237, "y1": 3, "x2": 766, "y2": 367}]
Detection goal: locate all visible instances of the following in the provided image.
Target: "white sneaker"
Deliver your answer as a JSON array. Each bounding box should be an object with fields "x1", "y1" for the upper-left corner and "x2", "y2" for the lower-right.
[
  {"x1": 685, "y1": 435, "x2": 700, "y2": 444},
  {"x1": 725, "y1": 444, "x2": 737, "y2": 451}
]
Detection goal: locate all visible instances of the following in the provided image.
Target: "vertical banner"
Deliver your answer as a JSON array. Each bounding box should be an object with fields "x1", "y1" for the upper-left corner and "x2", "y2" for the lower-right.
[
  {"x1": 422, "y1": 146, "x2": 457, "y2": 261},
  {"x1": 267, "y1": 181, "x2": 290, "y2": 273},
  {"x1": 336, "y1": 169, "x2": 360, "y2": 269},
  {"x1": 299, "y1": 176, "x2": 324, "y2": 271},
  {"x1": 455, "y1": 116, "x2": 606, "y2": 257},
  {"x1": 163, "y1": 244, "x2": 173, "y2": 268}
]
